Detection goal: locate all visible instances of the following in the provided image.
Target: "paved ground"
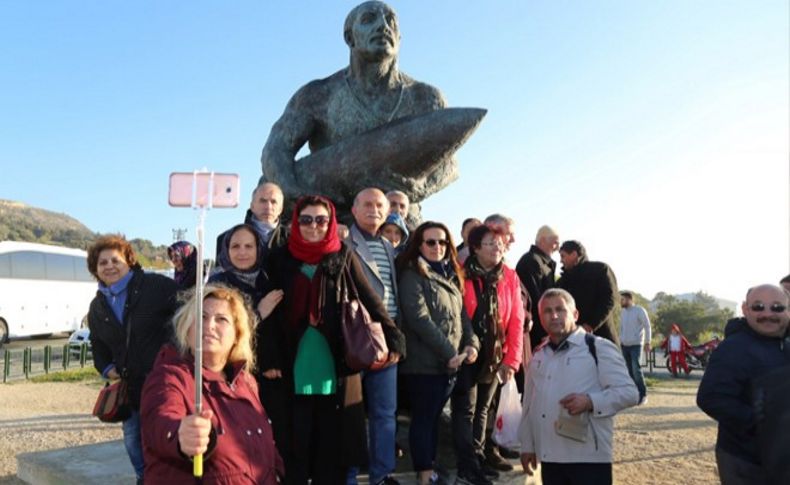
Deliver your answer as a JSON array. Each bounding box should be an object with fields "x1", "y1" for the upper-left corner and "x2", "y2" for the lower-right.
[{"x1": 0, "y1": 371, "x2": 717, "y2": 484}]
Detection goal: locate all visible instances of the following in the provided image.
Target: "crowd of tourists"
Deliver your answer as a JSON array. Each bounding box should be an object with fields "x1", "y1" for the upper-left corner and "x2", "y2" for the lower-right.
[{"x1": 85, "y1": 180, "x2": 790, "y2": 485}]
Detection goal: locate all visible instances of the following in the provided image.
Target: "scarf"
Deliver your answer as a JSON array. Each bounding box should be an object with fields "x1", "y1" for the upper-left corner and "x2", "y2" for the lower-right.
[
  {"x1": 287, "y1": 197, "x2": 341, "y2": 265},
  {"x1": 98, "y1": 270, "x2": 135, "y2": 324},
  {"x1": 464, "y1": 254, "x2": 505, "y2": 382},
  {"x1": 168, "y1": 241, "x2": 197, "y2": 288}
]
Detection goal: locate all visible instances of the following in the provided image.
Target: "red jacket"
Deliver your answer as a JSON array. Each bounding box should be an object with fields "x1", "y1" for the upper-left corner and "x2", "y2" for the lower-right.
[
  {"x1": 140, "y1": 346, "x2": 284, "y2": 484},
  {"x1": 463, "y1": 265, "x2": 525, "y2": 370}
]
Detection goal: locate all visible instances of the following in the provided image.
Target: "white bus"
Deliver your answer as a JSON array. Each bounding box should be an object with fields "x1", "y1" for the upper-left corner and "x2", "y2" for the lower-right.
[{"x1": 0, "y1": 241, "x2": 96, "y2": 345}]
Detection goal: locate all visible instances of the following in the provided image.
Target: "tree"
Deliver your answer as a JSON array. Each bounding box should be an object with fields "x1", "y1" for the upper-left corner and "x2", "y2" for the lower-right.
[{"x1": 655, "y1": 291, "x2": 733, "y2": 341}]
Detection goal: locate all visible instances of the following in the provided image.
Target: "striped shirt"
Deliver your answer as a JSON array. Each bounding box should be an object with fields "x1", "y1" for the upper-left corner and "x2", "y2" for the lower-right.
[{"x1": 365, "y1": 238, "x2": 398, "y2": 319}]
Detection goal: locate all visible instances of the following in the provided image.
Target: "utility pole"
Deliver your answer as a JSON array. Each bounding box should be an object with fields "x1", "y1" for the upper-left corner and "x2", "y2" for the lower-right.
[{"x1": 172, "y1": 228, "x2": 188, "y2": 242}]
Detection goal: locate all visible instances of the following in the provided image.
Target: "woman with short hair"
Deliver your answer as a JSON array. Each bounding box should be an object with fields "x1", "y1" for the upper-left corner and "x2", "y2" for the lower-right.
[
  {"x1": 451, "y1": 224, "x2": 524, "y2": 479},
  {"x1": 86, "y1": 234, "x2": 180, "y2": 482},
  {"x1": 140, "y1": 284, "x2": 284, "y2": 484}
]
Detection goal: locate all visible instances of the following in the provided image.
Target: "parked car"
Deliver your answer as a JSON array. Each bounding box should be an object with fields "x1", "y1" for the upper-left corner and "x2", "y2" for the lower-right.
[{"x1": 68, "y1": 328, "x2": 92, "y2": 359}]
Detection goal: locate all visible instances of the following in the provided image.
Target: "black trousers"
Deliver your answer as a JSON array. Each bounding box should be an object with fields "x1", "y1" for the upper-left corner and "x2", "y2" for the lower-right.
[
  {"x1": 541, "y1": 462, "x2": 612, "y2": 485},
  {"x1": 290, "y1": 394, "x2": 346, "y2": 485},
  {"x1": 450, "y1": 363, "x2": 499, "y2": 473}
]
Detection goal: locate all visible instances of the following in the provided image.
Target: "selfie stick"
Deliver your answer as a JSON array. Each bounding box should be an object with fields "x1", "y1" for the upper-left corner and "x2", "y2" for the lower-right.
[{"x1": 191, "y1": 169, "x2": 214, "y2": 478}]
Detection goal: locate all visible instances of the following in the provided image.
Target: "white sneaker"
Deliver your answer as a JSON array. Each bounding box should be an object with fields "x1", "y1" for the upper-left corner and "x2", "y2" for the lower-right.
[{"x1": 639, "y1": 396, "x2": 648, "y2": 406}]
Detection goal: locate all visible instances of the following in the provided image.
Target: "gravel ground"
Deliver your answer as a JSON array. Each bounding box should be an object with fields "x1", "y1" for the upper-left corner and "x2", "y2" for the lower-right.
[{"x1": 0, "y1": 375, "x2": 718, "y2": 484}]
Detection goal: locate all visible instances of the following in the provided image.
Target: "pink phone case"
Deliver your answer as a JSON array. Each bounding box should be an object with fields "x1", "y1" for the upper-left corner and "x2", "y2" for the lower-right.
[{"x1": 168, "y1": 172, "x2": 240, "y2": 208}]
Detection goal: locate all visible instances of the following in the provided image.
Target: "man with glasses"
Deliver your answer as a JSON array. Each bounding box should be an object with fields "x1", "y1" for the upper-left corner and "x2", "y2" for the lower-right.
[
  {"x1": 347, "y1": 187, "x2": 402, "y2": 485},
  {"x1": 697, "y1": 284, "x2": 790, "y2": 484}
]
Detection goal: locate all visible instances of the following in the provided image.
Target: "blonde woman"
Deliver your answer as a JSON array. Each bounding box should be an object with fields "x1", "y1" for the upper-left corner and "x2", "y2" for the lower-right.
[{"x1": 140, "y1": 284, "x2": 283, "y2": 484}]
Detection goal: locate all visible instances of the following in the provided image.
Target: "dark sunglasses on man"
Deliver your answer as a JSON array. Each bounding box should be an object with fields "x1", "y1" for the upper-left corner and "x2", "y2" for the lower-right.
[{"x1": 749, "y1": 303, "x2": 787, "y2": 313}]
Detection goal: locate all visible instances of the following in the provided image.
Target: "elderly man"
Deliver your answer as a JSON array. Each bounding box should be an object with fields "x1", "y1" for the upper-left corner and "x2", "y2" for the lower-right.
[
  {"x1": 557, "y1": 240, "x2": 619, "y2": 345},
  {"x1": 346, "y1": 187, "x2": 403, "y2": 485},
  {"x1": 619, "y1": 291, "x2": 651, "y2": 405},
  {"x1": 519, "y1": 289, "x2": 638, "y2": 485},
  {"x1": 516, "y1": 225, "x2": 559, "y2": 350},
  {"x1": 697, "y1": 284, "x2": 790, "y2": 485},
  {"x1": 214, "y1": 181, "x2": 288, "y2": 268},
  {"x1": 261, "y1": 1, "x2": 451, "y2": 214}
]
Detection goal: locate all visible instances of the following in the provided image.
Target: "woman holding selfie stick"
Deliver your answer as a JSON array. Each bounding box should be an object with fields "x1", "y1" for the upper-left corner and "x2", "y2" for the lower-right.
[
  {"x1": 397, "y1": 221, "x2": 479, "y2": 485},
  {"x1": 261, "y1": 195, "x2": 405, "y2": 485},
  {"x1": 140, "y1": 284, "x2": 284, "y2": 484},
  {"x1": 450, "y1": 224, "x2": 524, "y2": 483},
  {"x1": 87, "y1": 235, "x2": 180, "y2": 482}
]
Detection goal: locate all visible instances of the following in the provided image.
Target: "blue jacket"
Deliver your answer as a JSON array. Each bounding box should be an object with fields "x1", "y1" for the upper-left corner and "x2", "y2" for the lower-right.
[{"x1": 696, "y1": 317, "x2": 790, "y2": 463}]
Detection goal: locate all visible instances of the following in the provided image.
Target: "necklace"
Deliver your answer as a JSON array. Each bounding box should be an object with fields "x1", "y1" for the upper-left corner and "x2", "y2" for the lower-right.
[{"x1": 344, "y1": 70, "x2": 404, "y2": 125}]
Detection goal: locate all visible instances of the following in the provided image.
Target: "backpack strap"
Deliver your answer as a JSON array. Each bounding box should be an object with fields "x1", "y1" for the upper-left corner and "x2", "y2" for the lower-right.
[{"x1": 585, "y1": 333, "x2": 598, "y2": 367}]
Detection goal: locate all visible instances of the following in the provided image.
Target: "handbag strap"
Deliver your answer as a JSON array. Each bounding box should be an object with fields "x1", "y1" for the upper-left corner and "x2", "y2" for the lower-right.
[{"x1": 120, "y1": 306, "x2": 133, "y2": 379}]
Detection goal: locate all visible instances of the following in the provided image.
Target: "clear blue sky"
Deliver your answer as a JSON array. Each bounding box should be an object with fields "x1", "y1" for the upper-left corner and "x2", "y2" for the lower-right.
[{"x1": 1, "y1": 1, "x2": 787, "y2": 303}]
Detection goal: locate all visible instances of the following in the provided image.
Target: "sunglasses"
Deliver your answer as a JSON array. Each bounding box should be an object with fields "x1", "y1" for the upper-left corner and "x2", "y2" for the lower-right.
[
  {"x1": 298, "y1": 215, "x2": 330, "y2": 227},
  {"x1": 749, "y1": 303, "x2": 787, "y2": 313},
  {"x1": 423, "y1": 239, "x2": 448, "y2": 248}
]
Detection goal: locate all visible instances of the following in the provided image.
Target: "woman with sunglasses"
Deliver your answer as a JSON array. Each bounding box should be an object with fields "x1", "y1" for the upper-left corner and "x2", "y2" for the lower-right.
[
  {"x1": 260, "y1": 195, "x2": 405, "y2": 485},
  {"x1": 397, "y1": 221, "x2": 479, "y2": 485},
  {"x1": 451, "y1": 224, "x2": 524, "y2": 481}
]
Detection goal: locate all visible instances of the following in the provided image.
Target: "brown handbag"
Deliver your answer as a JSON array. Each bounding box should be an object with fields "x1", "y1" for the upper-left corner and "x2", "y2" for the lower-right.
[
  {"x1": 339, "y1": 267, "x2": 389, "y2": 371},
  {"x1": 92, "y1": 379, "x2": 131, "y2": 423},
  {"x1": 92, "y1": 314, "x2": 132, "y2": 423}
]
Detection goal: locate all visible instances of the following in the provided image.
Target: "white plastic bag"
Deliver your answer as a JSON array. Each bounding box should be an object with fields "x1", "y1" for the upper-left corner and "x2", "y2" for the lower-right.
[{"x1": 491, "y1": 377, "x2": 522, "y2": 449}]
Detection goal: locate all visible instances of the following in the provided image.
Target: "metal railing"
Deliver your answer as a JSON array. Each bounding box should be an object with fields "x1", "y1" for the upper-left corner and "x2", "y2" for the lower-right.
[{"x1": 2, "y1": 343, "x2": 92, "y2": 383}]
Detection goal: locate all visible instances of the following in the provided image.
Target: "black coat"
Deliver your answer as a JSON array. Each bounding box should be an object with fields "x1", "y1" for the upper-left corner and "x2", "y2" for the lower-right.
[
  {"x1": 557, "y1": 260, "x2": 619, "y2": 345},
  {"x1": 258, "y1": 243, "x2": 405, "y2": 468},
  {"x1": 208, "y1": 268, "x2": 274, "y2": 310},
  {"x1": 88, "y1": 269, "x2": 180, "y2": 409},
  {"x1": 697, "y1": 318, "x2": 790, "y2": 464},
  {"x1": 516, "y1": 245, "x2": 556, "y2": 349}
]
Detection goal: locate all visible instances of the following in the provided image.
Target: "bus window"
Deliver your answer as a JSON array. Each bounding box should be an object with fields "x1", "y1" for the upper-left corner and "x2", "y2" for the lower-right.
[
  {"x1": 0, "y1": 254, "x2": 9, "y2": 277},
  {"x1": 75, "y1": 256, "x2": 94, "y2": 282},
  {"x1": 45, "y1": 253, "x2": 77, "y2": 280},
  {"x1": 10, "y1": 251, "x2": 46, "y2": 280}
]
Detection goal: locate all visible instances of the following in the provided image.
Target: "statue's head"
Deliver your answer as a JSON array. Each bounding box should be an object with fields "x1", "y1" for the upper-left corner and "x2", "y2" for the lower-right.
[{"x1": 344, "y1": 1, "x2": 401, "y2": 62}]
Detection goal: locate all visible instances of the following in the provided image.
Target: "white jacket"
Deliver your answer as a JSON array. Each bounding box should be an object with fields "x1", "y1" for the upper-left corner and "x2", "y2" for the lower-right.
[{"x1": 518, "y1": 327, "x2": 638, "y2": 463}]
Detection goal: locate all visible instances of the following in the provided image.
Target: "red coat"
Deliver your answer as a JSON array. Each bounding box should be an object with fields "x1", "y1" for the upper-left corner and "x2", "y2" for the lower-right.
[
  {"x1": 463, "y1": 265, "x2": 525, "y2": 370},
  {"x1": 140, "y1": 346, "x2": 284, "y2": 484}
]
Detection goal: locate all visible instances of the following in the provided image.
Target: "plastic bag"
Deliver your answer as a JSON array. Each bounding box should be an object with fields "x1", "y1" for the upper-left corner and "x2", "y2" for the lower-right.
[{"x1": 491, "y1": 377, "x2": 522, "y2": 449}]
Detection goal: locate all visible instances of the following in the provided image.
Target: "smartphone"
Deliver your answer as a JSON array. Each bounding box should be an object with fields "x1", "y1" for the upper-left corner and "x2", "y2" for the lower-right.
[{"x1": 168, "y1": 172, "x2": 240, "y2": 208}]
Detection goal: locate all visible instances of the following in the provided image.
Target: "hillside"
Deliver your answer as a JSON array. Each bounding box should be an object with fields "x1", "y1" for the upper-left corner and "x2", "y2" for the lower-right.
[{"x1": 0, "y1": 199, "x2": 169, "y2": 268}]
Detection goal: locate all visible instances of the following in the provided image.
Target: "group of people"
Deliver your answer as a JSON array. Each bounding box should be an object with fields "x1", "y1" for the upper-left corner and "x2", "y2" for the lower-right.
[
  {"x1": 86, "y1": 177, "x2": 652, "y2": 485},
  {"x1": 91, "y1": 178, "x2": 790, "y2": 485}
]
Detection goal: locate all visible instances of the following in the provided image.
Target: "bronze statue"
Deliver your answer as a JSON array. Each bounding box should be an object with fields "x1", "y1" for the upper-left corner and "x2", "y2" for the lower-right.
[{"x1": 261, "y1": 1, "x2": 485, "y2": 220}]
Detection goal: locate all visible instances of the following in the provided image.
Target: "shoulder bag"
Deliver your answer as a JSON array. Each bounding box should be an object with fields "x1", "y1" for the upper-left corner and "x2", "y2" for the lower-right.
[
  {"x1": 92, "y1": 317, "x2": 132, "y2": 423},
  {"x1": 339, "y1": 266, "x2": 389, "y2": 371}
]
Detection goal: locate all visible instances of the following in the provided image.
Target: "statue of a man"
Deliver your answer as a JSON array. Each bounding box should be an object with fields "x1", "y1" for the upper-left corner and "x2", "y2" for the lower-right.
[{"x1": 261, "y1": 1, "x2": 482, "y2": 217}]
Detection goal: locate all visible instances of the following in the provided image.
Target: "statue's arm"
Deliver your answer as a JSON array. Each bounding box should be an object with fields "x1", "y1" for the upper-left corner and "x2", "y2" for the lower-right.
[{"x1": 261, "y1": 85, "x2": 318, "y2": 196}]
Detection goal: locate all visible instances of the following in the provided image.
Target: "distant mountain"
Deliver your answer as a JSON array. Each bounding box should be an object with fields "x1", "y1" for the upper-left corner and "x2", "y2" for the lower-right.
[{"x1": 0, "y1": 199, "x2": 169, "y2": 268}]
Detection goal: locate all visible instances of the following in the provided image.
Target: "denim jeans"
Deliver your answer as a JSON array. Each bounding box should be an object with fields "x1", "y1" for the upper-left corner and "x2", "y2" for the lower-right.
[
  {"x1": 122, "y1": 410, "x2": 144, "y2": 480},
  {"x1": 621, "y1": 344, "x2": 646, "y2": 399},
  {"x1": 402, "y1": 373, "x2": 455, "y2": 472},
  {"x1": 347, "y1": 363, "x2": 398, "y2": 485}
]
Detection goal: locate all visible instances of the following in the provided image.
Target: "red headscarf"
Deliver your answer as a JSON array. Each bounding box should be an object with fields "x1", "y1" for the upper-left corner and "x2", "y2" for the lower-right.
[{"x1": 287, "y1": 195, "x2": 341, "y2": 264}]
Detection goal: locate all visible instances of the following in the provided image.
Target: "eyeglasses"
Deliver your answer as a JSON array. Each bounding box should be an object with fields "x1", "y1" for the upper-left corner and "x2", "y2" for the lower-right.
[
  {"x1": 481, "y1": 241, "x2": 505, "y2": 248},
  {"x1": 298, "y1": 215, "x2": 330, "y2": 227},
  {"x1": 749, "y1": 303, "x2": 787, "y2": 313},
  {"x1": 423, "y1": 239, "x2": 448, "y2": 248}
]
